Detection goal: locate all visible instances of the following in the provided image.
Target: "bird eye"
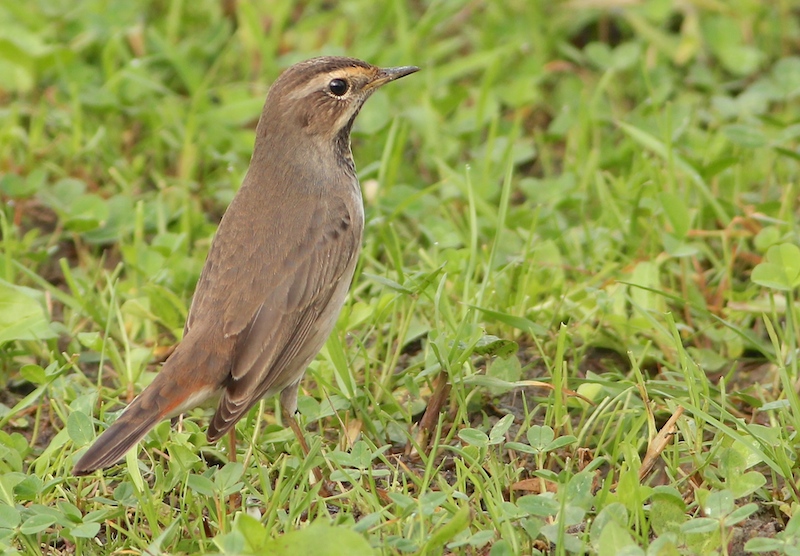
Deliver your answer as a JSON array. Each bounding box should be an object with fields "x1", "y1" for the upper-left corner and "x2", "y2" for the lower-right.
[{"x1": 329, "y1": 78, "x2": 349, "y2": 96}]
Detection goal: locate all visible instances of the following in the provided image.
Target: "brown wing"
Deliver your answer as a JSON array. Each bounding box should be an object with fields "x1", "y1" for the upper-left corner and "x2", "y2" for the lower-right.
[{"x1": 187, "y1": 183, "x2": 362, "y2": 441}]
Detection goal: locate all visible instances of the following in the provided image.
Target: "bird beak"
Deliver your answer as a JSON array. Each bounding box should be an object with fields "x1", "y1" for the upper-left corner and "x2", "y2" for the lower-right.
[{"x1": 368, "y1": 65, "x2": 420, "y2": 90}]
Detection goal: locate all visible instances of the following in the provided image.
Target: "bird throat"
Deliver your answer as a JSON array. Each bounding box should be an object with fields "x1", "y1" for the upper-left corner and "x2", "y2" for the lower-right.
[{"x1": 333, "y1": 114, "x2": 358, "y2": 175}]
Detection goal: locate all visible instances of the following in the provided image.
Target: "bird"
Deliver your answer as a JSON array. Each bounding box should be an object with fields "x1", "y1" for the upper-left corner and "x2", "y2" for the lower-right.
[{"x1": 73, "y1": 56, "x2": 418, "y2": 475}]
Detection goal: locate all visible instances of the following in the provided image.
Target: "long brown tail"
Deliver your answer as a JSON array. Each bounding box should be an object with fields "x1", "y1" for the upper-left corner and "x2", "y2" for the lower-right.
[
  {"x1": 72, "y1": 386, "x2": 173, "y2": 475},
  {"x1": 72, "y1": 343, "x2": 222, "y2": 475}
]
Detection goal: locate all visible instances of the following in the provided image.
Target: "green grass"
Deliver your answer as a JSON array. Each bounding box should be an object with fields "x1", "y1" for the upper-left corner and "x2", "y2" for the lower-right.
[{"x1": 1, "y1": 0, "x2": 800, "y2": 554}]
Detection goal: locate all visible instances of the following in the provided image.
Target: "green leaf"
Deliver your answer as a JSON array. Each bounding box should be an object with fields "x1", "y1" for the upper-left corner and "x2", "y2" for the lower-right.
[
  {"x1": 702, "y1": 15, "x2": 764, "y2": 75},
  {"x1": 751, "y1": 243, "x2": 800, "y2": 291},
  {"x1": 214, "y1": 462, "x2": 244, "y2": 496},
  {"x1": 387, "y1": 492, "x2": 415, "y2": 513},
  {"x1": 770, "y1": 56, "x2": 800, "y2": 97},
  {"x1": 473, "y1": 335, "x2": 518, "y2": 357},
  {"x1": 0, "y1": 473, "x2": 25, "y2": 506},
  {"x1": 0, "y1": 504, "x2": 20, "y2": 530},
  {"x1": 721, "y1": 124, "x2": 767, "y2": 148},
  {"x1": 726, "y1": 503, "x2": 758, "y2": 526},
  {"x1": 681, "y1": 518, "x2": 717, "y2": 534},
  {"x1": 67, "y1": 411, "x2": 94, "y2": 446},
  {"x1": 703, "y1": 490, "x2": 734, "y2": 518},
  {"x1": 659, "y1": 192, "x2": 690, "y2": 239},
  {"x1": 63, "y1": 194, "x2": 109, "y2": 233},
  {"x1": 0, "y1": 280, "x2": 57, "y2": 343},
  {"x1": 629, "y1": 261, "x2": 666, "y2": 314},
  {"x1": 646, "y1": 534, "x2": 680, "y2": 556},
  {"x1": 546, "y1": 435, "x2": 578, "y2": 451},
  {"x1": 488, "y1": 414, "x2": 514, "y2": 445},
  {"x1": 69, "y1": 521, "x2": 101, "y2": 539},
  {"x1": 362, "y1": 273, "x2": 413, "y2": 294},
  {"x1": 468, "y1": 306, "x2": 548, "y2": 336},
  {"x1": 419, "y1": 492, "x2": 448, "y2": 515},
  {"x1": 423, "y1": 507, "x2": 471, "y2": 553},
  {"x1": 458, "y1": 428, "x2": 489, "y2": 448},
  {"x1": 261, "y1": 522, "x2": 375, "y2": 556},
  {"x1": 486, "y1": 355, "x2": 522, "y2": 395},
  {"x1": 0, "y1": 171, "x2": 46, "y2": 197},
  {"x1": 19, "y1": 513, "x2": 56, "y2": 534},
  {"x1": 57, "y1": 500, "x2": 82, "y2": 522},
  {"x1": 782, "y1": 509, "x2": 800, "y2": 536},
  {"x1": 186, "y1": 474, "x2": 216, "y2": 497},
  {"x1": 13, "y1": 475, "x2": 42, "y2": 501},
  {"x1": 504, "y1": 441, "x2": 535, "y2": 454},
  {"x1": 596, "y1": 521, "x2": 639, "y2": 556},
  {"x1": 19, "y1": 364, "x2": 46, "y2": 386},
  {"x1": 566, "y1": 472, "x2": 596, "y2": 511},
  {"x1": 611, "y1": 42, "x2": 640, "y2": 70},
  {"x1": 487, "y1": 539, "x2": 513, "y2": 556},
  {"x1": 743, "y1": 537, "x2": 783, "y2": 552},
  {"x1": 590, "y1": 503, "x2": 628, "y2": 549},
  {"x1": 516, "y1": 495, "x2": 559, "y2": 517},
  {"x1": 527, "y1": 425, "x2": 555, "y2": 451},
  {"x1": 233, "y1": 513, "x2": 269, "y2": 553}
]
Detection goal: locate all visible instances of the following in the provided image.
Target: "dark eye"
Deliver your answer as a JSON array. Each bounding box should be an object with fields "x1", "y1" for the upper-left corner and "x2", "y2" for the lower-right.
[{"x1": 329, "y1": 78, "x2": 349, "y2": 96}]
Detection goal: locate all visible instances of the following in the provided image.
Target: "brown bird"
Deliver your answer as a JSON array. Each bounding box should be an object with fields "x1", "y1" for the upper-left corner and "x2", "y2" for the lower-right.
[{"x1": 73, "y1": 56, "x2": 418, "y2": 475}]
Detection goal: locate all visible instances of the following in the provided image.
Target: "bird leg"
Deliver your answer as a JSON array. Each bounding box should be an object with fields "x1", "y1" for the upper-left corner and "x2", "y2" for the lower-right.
[
  {"x1": 279, "y1": 384, "x2": 329, "y2": 493},
  {"x1": 227, "y1": 429, "x2": 242, "y2": 511},
  {"x1": 282, "y1": 405, "x2": 325, "y2": 487},
  {"x1": 228, "y1": 428, "x2": 237, "y2": 463}
]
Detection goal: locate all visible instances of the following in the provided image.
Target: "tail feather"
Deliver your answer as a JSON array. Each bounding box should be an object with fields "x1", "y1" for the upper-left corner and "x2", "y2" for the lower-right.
[
  {"x1": 73, "y1": 368, "x2": 201, "y2": 475},
  {"x1": 72, "y1": 399, "x2": 168, "y2": 475},
  {"x1": 73, "y1": 336, "x2": 227, "y2": 475}
]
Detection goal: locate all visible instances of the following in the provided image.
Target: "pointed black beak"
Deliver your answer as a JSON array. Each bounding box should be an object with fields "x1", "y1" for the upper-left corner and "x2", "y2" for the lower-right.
[{"x1": 369, "y1": 65, "x2": 420, "y2": 89}]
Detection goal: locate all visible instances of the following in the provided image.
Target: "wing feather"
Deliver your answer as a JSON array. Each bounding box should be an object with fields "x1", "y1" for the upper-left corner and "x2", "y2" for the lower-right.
[{"x1": 198, "y1": 189, "x2": 362, "y2": 441}]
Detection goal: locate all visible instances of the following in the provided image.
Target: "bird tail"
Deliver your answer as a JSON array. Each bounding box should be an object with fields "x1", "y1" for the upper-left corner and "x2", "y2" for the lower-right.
[
  {"x1": 72, "y1": 343, "x2": 218, "y2": 476},
  {"x1": 72, "y1": 389, "x2": 170, "y2": 475}
]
